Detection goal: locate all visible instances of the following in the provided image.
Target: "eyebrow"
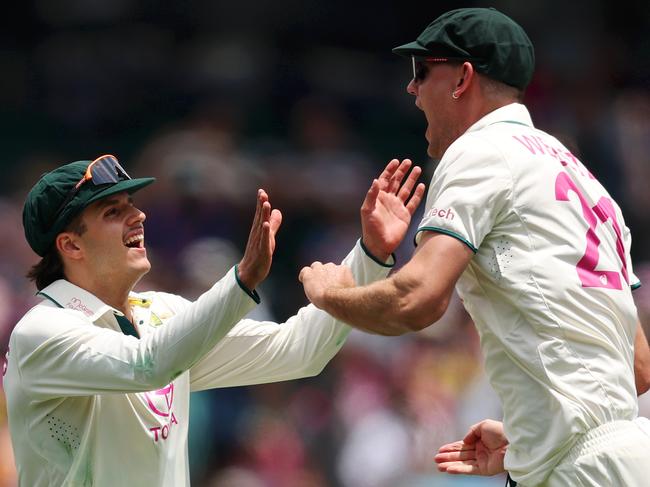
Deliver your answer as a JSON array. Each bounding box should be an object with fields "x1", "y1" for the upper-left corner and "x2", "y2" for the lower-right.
[{"x1": 96, "y1": 195, "x2": 134, "y2": 210}]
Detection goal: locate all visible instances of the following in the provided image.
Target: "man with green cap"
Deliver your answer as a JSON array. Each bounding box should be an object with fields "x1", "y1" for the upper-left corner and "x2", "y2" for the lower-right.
[
  {"x1": 299, "y1": 7, "x2": 650, "y2": 486},
  {"x1": 4, "y1": 154, "x2": 424, "y2": 485}
]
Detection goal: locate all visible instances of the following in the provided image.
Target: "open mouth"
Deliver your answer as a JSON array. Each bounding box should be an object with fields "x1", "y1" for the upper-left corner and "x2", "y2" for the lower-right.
[{"x1": 124, "y1": 234, "x2": 144, "y2": 249}]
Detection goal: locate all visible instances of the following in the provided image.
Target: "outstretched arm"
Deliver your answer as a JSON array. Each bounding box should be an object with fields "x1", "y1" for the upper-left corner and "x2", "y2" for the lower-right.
[
  {"x1": 435, "y1": 419, "x2": 508, "y2": 476},
  {"x1": 188, "y1": 160, "x2": 425, "y2": 389},
  {"x1": 11, "y1": 190, "x2": 282, "y2": 398},
  {"x1": 300, "y1": 230, "x2": 474, "y2": 335}
]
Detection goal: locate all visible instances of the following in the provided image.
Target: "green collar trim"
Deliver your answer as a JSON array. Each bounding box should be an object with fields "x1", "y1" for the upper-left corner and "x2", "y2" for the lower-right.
[
  {"x1": 489, "y1": 120, "x2": 531, "y2": 128},
  {"x1": 114, "y1": 313, "x2": 140, "y2": 339},
  {"x1": 37, "y1": 291, "x2": 64, "y2": 308}
]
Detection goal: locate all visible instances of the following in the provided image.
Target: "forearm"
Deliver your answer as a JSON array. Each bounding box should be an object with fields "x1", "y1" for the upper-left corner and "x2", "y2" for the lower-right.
[
  {"x1": 302, "y1": 233, "x2": 472, "y2": 336},
  {"x1": 320, "y1": 280, "x2": 408, "y2": 335},
  {"x1": 320, "y1": 272, "x2": 443, "y2": 336}
]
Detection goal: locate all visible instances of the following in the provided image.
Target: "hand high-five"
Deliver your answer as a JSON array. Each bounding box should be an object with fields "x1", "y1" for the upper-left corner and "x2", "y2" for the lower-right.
[
  {"x1": 434, "y1": 419, "x2": 508, "y2": 477},
  {"x1": 361, "y1": 159, "x2": 426, "y2": 261},
  {"x1": 238, "y1": 189, "x2": 283, "y2": 290},
  {"x1": 299, "y1": 158, "x2": 425, "y2": 310}
]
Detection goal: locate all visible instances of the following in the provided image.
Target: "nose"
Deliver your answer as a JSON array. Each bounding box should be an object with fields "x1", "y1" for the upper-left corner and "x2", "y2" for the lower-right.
[
  {"x1": 128, "y1": 206, "x2": 146, "y2": 225},
  {"x1": 407, "y1": 79, "x2": 417, "y2": 96}
]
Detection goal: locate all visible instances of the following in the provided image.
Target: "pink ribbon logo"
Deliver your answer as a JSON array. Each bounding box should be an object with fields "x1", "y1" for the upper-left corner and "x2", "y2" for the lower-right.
[{"x1": 144, "y1": 383, "x2": 174, "y2": 417}]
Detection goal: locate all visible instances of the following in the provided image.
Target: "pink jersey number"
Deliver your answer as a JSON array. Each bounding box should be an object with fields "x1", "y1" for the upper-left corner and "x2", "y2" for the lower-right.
[{"x1": 555, "y1": 171, "x2": 628, "y2": 289}]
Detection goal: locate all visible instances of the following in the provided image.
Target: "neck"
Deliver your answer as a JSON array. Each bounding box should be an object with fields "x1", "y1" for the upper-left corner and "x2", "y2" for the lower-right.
[
  {"x1": 453, "y1": 95, "x2": 517, "y2": 144},
  {"x1": 66, "y1": 272, "x2": 137, "y2": 321}
]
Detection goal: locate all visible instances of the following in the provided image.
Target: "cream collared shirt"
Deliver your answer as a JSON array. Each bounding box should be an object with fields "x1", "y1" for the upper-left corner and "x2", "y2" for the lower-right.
[
  {"x1": 417, "y1": 103, "x2": 640, "y2": 485},
  {"x1": 3, "y1": 240, "x2": 393, "y2": 486}
]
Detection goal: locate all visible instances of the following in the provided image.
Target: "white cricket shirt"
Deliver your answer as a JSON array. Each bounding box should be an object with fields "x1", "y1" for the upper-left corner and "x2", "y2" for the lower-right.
[
  {"x1": 416, "y1": 103, "x2": 640, "y2": 486},
  {"x1": 3, "y1": 240, "x2": 392, "y2": 486}
]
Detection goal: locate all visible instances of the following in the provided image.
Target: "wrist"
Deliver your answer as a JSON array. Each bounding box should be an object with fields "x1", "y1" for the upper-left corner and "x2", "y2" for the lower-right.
[
  {"x1": 235, "y1": 264, "x2": 261, "y2": 303},
  {"x1": 314, "y1": 286, "x2": 336, "y2": 313},
  {"x1": 360, "y1": 239, "x2": 394, "y2": 267}
]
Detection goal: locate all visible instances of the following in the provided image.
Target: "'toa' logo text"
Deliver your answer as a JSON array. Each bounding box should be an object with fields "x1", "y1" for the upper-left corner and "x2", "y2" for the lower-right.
[{"x1": 144, "y1": 383, "x2": 178, "y2": 442}]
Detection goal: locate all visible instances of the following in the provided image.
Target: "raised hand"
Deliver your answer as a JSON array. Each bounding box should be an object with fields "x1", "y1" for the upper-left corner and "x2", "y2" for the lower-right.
[
  {"x1": 361, "y1": 159, "x2": 426, "y2": 261},
  {"x1": 237, "y1": 189, "x2": 283, "y2": 290},
  {"x1": 434, "y1": 419, "x2": 508, "y2": 477}
]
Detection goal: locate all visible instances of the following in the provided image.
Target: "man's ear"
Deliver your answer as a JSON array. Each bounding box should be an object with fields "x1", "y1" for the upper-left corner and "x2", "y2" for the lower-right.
[
  {"x1": 453, "y1": 61, "x2": 475, "y2": 98},
  {"x1": 56, "y1": 232, "x2": 83, "y2": 261}
]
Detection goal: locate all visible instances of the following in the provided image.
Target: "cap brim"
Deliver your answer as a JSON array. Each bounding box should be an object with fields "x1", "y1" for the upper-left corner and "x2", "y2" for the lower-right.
[
  {"x1": 87, "y1": 177, "x2": 156, "y2": 205},
  {"x1": 392, "y1": 40, "x2": 431, "y2": 57}
]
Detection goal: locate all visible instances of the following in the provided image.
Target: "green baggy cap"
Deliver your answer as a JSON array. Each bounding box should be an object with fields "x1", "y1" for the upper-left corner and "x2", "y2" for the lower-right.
[
  {"x1": 23, "y1": 159, "x2": 155, "y2": 257},
  {"x1": 393, "y1": 7, "x2": 535, "y2": 90}
]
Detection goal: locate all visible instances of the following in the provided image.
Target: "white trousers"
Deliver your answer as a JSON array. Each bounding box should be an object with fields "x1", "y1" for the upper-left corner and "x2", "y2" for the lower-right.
[{"x1": 542, "y1": 418, "x2": 650, "y2": 487}]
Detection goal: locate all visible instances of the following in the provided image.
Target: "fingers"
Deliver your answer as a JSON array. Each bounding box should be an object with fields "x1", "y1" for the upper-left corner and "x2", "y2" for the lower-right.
[
  {"x1": 260, "y1": 221, "x2": 271, "y2": 254},
  {"x1": 437, "y1": 441, "x2": 473, "y2": 453},
  {"x1": 397, "y1": 165, "x2": 422, "y2": 202},
  {"x1": 298, "y1": 261, "x2": 322, "y2": 283},
  {"x1": 436, "y1": 460, "x2": 480, "y2": 475},
  {"x1": 252, "y1": 189, "x2": 268, "y2": 228},
  {"x1": 388, "y1": 159, "x2": 412, "y2": 193},
  {"x1": 298, "y1": 267, "x2": 309, "y2": 283},
  {"x1": 269, "y1": 209, "x2": 282, "y2": 236},
  {"x1": 261, "y1": 201, "x2": 271, "y2": 225},
  {"x1": 377, "y1": 159, "x2": 400, "y2": 190},
  {"x1": 405, "y1": 182, "x2": 426, "y2": 214},
  {"x1": 435, "y1": 442, "x2": 479, "y2": 475},
  {"x1": 435, "y1": 449, "x2": 476, "y2": 463}
]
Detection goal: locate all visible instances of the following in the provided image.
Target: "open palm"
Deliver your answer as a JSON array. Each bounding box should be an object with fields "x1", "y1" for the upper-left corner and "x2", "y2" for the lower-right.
[
  {"x1": 361, "y1": 159, "x2": 425, "y2": 261},
  {"x1": 435, "y1": 419, "x2": 508, "y2": 477}
]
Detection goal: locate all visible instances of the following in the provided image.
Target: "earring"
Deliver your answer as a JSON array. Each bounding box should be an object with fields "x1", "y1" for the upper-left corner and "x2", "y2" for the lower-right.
[{"x1": 452, "y1": 91, "x2": 460, "y2": 100}]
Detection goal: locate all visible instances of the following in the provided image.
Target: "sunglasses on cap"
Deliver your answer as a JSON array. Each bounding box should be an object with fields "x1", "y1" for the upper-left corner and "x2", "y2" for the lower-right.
[
  {"x1": 411, "y1": 55, "x2": 473, "y2": 82},
  {"x1": 51, "y1": 154, "x2": 131, "y2": 224}
]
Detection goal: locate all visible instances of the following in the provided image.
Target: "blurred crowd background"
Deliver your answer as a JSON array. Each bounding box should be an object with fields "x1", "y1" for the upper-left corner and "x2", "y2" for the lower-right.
[{"x1": 1, "y1": 1, "x2": 649, "y2": 486}]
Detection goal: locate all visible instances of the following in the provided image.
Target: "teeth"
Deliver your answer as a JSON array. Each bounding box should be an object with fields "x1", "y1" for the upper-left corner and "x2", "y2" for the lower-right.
[{"x1": 124, "y1": 234, "x2": 144, "y2": 246}]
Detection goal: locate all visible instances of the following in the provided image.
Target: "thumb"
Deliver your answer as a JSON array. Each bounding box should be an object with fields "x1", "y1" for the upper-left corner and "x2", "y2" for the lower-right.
[
  {"x1": 361, "y1": 179, "x2": 380, "y2": 213},
  {"x1": 463, "y1": 423, "x2": 482, "y2": 445}
]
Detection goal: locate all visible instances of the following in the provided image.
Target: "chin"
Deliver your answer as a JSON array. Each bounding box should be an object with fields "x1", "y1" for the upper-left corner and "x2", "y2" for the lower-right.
[{"x1": 131, "y1": 258, "x2": 151, "y2": 276}]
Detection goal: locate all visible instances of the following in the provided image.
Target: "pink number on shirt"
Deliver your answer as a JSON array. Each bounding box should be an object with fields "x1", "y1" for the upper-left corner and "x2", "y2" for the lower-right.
[{"x1": 555, "y1": 171, "x2": 627, "y2": 290}]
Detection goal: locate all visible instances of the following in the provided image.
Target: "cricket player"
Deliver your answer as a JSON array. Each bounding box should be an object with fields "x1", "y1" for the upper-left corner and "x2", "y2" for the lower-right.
[
  {"x1": 299, "y1": 8, "x2": 650, "y2": 486},
  {"x1": 3, "y1": 154, "x2": 424, "y2": 486}
]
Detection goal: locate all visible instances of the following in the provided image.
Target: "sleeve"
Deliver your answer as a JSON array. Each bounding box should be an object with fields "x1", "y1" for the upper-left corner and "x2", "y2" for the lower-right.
[
  {"x1": 12, "y1": 267, "x2": 258, "y2": 399},
  {"x1": 414, "y1": 134, "x2": 512, "y2": 252},
  {"x1": 188, "y1": 239, "x2": 394, "y2": 391}
]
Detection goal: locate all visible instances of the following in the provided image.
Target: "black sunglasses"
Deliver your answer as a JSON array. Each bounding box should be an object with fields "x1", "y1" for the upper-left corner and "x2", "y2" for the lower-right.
[
  {"x1": 411, "y1": 55, "x2": 473, "y2": 82},
  {"x1": 51, "y1": 154, "x2": 131, "y2": 227}
]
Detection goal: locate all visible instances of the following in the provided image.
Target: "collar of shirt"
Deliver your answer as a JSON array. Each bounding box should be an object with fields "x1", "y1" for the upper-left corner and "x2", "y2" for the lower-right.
[
  {"x1": 37, "y1": 279, "x2": 150, "y2": 322},
  {"x1": 464, "y1": 102, "x2": 534, "y2": 135}
]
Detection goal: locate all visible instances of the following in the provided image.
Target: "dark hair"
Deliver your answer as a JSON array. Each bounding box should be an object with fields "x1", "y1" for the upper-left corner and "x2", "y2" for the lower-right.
[{"x1": 26, "y1": 214, "x2": 87, "y2": 290}]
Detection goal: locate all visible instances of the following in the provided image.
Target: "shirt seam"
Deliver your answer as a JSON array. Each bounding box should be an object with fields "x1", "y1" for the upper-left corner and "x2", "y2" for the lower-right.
[
  {"x1": 472, "y1": 129, "x2": 531, "y2": 305},
  {"x1": 529, "y1": 275, "x2": 615, "y2": 415},
  {"x1": 414, "y1": 226, "x2": 477, "y2": 253}
]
